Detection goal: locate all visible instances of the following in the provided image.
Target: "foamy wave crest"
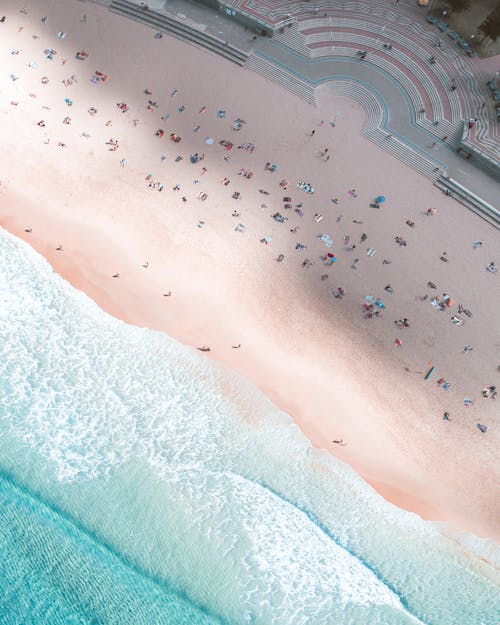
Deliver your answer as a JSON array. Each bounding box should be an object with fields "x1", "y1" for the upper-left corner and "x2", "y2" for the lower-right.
[{"x1": 0, "y1": 227, "x2": 499, "y2": 625}]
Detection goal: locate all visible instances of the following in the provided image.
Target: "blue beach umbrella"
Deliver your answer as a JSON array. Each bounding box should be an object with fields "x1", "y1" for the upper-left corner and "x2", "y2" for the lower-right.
[{"x1": 375, "y1": 195, "x2": 386, "y2": 203}]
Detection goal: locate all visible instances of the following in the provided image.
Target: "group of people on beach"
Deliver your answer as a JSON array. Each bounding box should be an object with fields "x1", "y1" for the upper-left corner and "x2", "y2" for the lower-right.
[{"x1": 3, "y1": 7, "x2": 497, "y2": 438}]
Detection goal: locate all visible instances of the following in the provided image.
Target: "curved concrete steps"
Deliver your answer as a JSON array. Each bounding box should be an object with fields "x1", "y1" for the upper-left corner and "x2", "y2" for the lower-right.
[
  {"x1": 269, "y1": 10, "x2": 498, "y2": 156},
  {"x1": 245, "y1": 54, "x2": 316, "y2": 104}
]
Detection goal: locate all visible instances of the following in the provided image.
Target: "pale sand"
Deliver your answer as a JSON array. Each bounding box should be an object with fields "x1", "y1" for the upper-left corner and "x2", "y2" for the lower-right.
[{"x1": 1, "y1": 0, "x2": 499, "y2": 540}]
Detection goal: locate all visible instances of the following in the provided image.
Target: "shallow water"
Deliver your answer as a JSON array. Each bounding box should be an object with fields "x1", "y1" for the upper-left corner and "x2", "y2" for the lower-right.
[{"x1": 0, "y1": 227, "x2": 498, "y2": 625}]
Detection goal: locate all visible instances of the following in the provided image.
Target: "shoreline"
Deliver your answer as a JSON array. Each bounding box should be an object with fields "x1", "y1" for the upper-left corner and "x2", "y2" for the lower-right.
[
  {"x1": 1, "y1": 199, "x2": 497, "y2": 542},
  {"x1": 1, "y1": 0, "x2": 499, "y2": 544}
]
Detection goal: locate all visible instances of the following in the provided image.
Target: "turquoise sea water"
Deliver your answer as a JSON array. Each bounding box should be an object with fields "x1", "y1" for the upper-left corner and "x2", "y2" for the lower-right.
[{"x1": 0, "y1": 226, "x2": 498, "y2": 625}]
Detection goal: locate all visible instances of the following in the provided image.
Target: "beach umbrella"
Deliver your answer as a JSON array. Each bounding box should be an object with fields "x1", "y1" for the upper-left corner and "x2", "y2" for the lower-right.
[{"x1": 375, "y1": 195, "x2": 386, "y2": 203}]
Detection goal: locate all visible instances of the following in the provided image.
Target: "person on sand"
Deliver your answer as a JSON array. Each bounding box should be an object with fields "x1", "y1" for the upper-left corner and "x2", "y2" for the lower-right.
[
  {"x1": 332, "y1": 439, "x2": 347, "y2": 446},
  {"x1": 232, "y1": 344, "x2": 241, "y2": 349},
  {"x1": 197, "y1": 346, "x2": 211, "y2": 352},
  {"x1": 394, "y1": 318, "x2": 409, "y2": 328}
]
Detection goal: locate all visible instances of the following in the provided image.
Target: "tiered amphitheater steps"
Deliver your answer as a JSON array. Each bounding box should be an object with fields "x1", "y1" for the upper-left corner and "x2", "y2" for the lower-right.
[
  {"x1": 273, "y1": 10, "x2": 498, "y2": 155},
  {"x1": 276, "y1": 20, "x2": 458, "y2": 126}
]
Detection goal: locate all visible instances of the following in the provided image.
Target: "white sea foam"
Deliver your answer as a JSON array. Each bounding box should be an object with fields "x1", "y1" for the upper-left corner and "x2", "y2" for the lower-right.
[{"x1": 0, "y1": 226, "x2": 499, "y2": 625}]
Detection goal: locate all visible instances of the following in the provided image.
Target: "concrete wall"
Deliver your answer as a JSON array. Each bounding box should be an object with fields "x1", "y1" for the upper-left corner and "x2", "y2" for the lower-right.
[{"x1": 191, "y1": 0, "x2": 274, "y2": 36}]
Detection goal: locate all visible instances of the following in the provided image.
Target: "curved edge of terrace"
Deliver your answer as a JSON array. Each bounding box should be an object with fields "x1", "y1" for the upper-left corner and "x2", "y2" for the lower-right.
[
  {"x1": 262, "y1": 42, "x2": 435, "y2": 127},
  {"x1": 247, "y1": 52, "x2": 446, "y2": 180},
  {"x1": 315, "y1": 80, "x2": 386, "y2": 132}
]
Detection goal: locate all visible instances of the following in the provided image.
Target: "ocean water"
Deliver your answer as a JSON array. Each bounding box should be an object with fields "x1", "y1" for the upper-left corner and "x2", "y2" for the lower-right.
[{"x1": 0, "y1": 226, "x2": 498, "y2": 625}]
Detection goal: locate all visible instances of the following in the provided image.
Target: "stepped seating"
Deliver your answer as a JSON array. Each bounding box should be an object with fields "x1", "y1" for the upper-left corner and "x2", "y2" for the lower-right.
[
  {"x1": 276, "y1": 19, "x2": 460, "y2": 128},
  {"x1": 302, "y1": 22, "x2": 458, "y2": 115},
  {"x1": 243, "y1": 0, "x2": 497, "y2": 147},
  {"x1": 305, "y1": 29, "x2": 455, "y2": 118},
  {"x1": 109, "y1": 0, "x2": 249, "y2": 66},
  {"x1": 434, "y1": 176, "x2": 500, "y2": 228},
  {"x1": 276, "y1": 38, "x2": 458, "y2": 146},
  {"x1": 273, "y1": 14, "x2": 498, "y2": 159}
]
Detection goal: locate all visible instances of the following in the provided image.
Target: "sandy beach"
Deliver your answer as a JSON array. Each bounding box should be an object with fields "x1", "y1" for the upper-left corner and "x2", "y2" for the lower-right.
[{"x1": 1, "y1": 0, "x2": 499, "y2": 543}]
